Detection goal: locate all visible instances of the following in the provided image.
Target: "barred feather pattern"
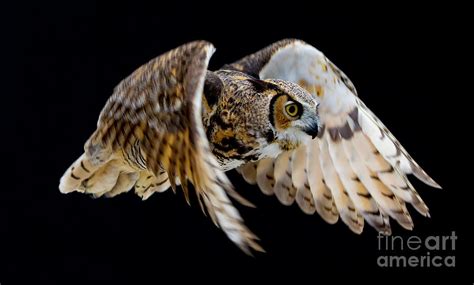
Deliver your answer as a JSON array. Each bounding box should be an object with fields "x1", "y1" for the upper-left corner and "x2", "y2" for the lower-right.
[{"x1": 59, "y1": 41, "x2": 262, "y2": 254}]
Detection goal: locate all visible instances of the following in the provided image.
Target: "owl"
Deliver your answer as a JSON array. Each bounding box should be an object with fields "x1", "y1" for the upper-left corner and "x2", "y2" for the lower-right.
[{"x1": 59, "y1": 39, "x2": 440, "y2": 254}]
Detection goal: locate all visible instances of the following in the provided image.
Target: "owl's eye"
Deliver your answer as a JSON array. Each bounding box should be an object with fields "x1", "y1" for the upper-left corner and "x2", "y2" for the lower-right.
[{"x1": 284, "y1": 102, "x2": 300, "y2": 118}]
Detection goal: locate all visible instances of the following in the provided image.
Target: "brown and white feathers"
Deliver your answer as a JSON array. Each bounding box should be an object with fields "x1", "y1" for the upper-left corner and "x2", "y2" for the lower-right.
[
  {"x1": 60, "y1": 39, "x2": 440, "y2": 255},
  {"x1": 59, "y1": 41, "x2": 261, "y2": 254},
  {"x1": 204, "y1": 70, "x2": 319, "y2": 170},
  {"x1": 232, "y1": 39, "x2": 440, "y2": 236}
]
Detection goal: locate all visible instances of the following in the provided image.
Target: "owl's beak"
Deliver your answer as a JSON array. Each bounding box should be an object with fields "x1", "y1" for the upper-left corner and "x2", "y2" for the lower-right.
[{"x1": 304, "y1": 122, "x2": 319, "y2": 139}]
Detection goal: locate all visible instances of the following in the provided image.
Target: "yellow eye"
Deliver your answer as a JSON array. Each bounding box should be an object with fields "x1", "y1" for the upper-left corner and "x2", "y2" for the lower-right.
[{"x1": 285, "y1": 102, "x2": 299, "y2": 117}]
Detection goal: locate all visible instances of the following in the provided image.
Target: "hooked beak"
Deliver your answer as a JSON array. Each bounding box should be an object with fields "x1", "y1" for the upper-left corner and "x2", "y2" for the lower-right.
[
  {"x1": 300, "y1": 103, "x2": 320, "y2": 139},
  {"x1": 303, "y1": 121, "x2": 319, "y2": 139}
]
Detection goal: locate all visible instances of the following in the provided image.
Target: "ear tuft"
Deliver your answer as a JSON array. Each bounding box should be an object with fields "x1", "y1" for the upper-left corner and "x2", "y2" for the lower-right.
[{"x1": 247, "y1": 77, "x2": 275, "y2": 93}]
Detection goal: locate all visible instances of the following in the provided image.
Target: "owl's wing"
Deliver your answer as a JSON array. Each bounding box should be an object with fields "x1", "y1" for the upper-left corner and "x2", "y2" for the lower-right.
[
  {"x1": 59, "y1": 41, "x2": 262, "y2": 254},
  {"x1": 230, "y1": 39, "x2": 440, "y2": 234}
]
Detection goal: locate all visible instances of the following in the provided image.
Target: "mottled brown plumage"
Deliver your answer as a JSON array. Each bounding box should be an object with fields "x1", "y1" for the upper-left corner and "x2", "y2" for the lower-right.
[
  {"x1": 60, "y1": 40, "x2": 319, "y2": 254},
  {"x1": 60, "y1": 39, "x2": 440, "y2": 255},
  {"x1": 203, "y1": 70, "x2": 318, "y2": 170}
]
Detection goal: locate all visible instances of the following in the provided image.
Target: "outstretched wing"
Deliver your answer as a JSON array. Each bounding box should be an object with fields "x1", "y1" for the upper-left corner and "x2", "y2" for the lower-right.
[
  {"x1": 59, "y1": 41, "x2": 262, "y2": 254},
  {"x1": 229, "y1": 39, "x2": 440, "y2": 235}
]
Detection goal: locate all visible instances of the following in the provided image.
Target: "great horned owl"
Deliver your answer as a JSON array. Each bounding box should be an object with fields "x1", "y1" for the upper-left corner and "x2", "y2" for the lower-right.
[{"x1": 59, "y1": 39, "x2": 440, "y2": 254}]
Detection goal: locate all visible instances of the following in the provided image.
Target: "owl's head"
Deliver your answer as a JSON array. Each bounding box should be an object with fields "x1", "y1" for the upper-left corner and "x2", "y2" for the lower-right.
[
  {"x1": 208, "y1": 70, "x2": 320, "y2": 163},
  {"x1": 252, "y1": 78, "x2": 319, "y2": 156}
]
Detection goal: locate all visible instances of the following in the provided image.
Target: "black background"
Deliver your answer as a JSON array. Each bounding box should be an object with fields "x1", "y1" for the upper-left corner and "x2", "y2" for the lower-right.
[{"x1": 4, "y1": 1, "x2": 471, "y2": 284}]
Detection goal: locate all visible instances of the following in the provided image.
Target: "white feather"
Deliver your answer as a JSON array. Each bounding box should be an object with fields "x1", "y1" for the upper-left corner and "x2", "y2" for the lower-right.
[
  {"x1": 341, "y1": 136, "x2": 413, "y2": 230},
  {"x1": 349, "y1": 130, "x2": 429, "y2": 216},
  {"x1": 105, "y1": 172, "x2": 139, "y2": 198},
  {"x1": 256, "y1": 158, "x2": 275, "y2": 195},
  {"x1": 59, "y1": 153, "x2": 99, "y2": 194},
  {"x1": 291, "y1": 145, "x2": 316, "y2": 214},
  {"x1": 306, "y1": 139, "x2": 339, "y2": 224},
  {"x1": 319, "y1": 137, "x2": 363, "y2": 233},
  {"x1": 273, "y1": 151, "x2": 297, "y2": 205},
  {"x1": 260, "y1": 41, "x2": 327, "y2": 89},
  {"x1": 135, "y1": 171, "x2": 170, "y2": 200},
  {"x1": 327, "y1": 135, "x2": 390, "y2": 234},
  {"x1": 237, "y1": 162, "x2": 258, "y2": 185},
  {"x1": 356, "y1": 99, "x2": 440, "y2": 188}
]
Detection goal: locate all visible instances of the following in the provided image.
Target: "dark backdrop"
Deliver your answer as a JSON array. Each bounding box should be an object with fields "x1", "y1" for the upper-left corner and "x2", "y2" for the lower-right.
[{"x1": 4, "y1": 2, "x2": 470, "y2": 284}]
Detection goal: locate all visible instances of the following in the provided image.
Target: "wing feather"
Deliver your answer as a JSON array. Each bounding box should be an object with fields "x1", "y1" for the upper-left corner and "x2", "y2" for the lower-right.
[
  {"x1": 357, "y1": 100, "x2": 440, "y2": 188},
  {"x1": 273, "y1": 151, "x2": 297, "y2": 206},
  {"x1": 306, "y1": 140, "x2": 339, "y2": 223},
  {"x1": 327, "y1": 131, "x2": 391, "y2": 234},
  {"x1": 238, "y1": 162, "x2": 258, "y2": 185},
  {"x1": 320, "y1": 136, "x2": 363, "y2": 233},
  {"x1": 230, "y1": 39, "x2": 439, "y2": 234},
  {"x1": 255, "y1": 158, "x2": 275, "y2": 195},
  {"x1": 60, "y1": 41, "x2": 261, "y2": 254},
  {"x1": 291, "y1": 146, "x2": 317, "y2": 214}
]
